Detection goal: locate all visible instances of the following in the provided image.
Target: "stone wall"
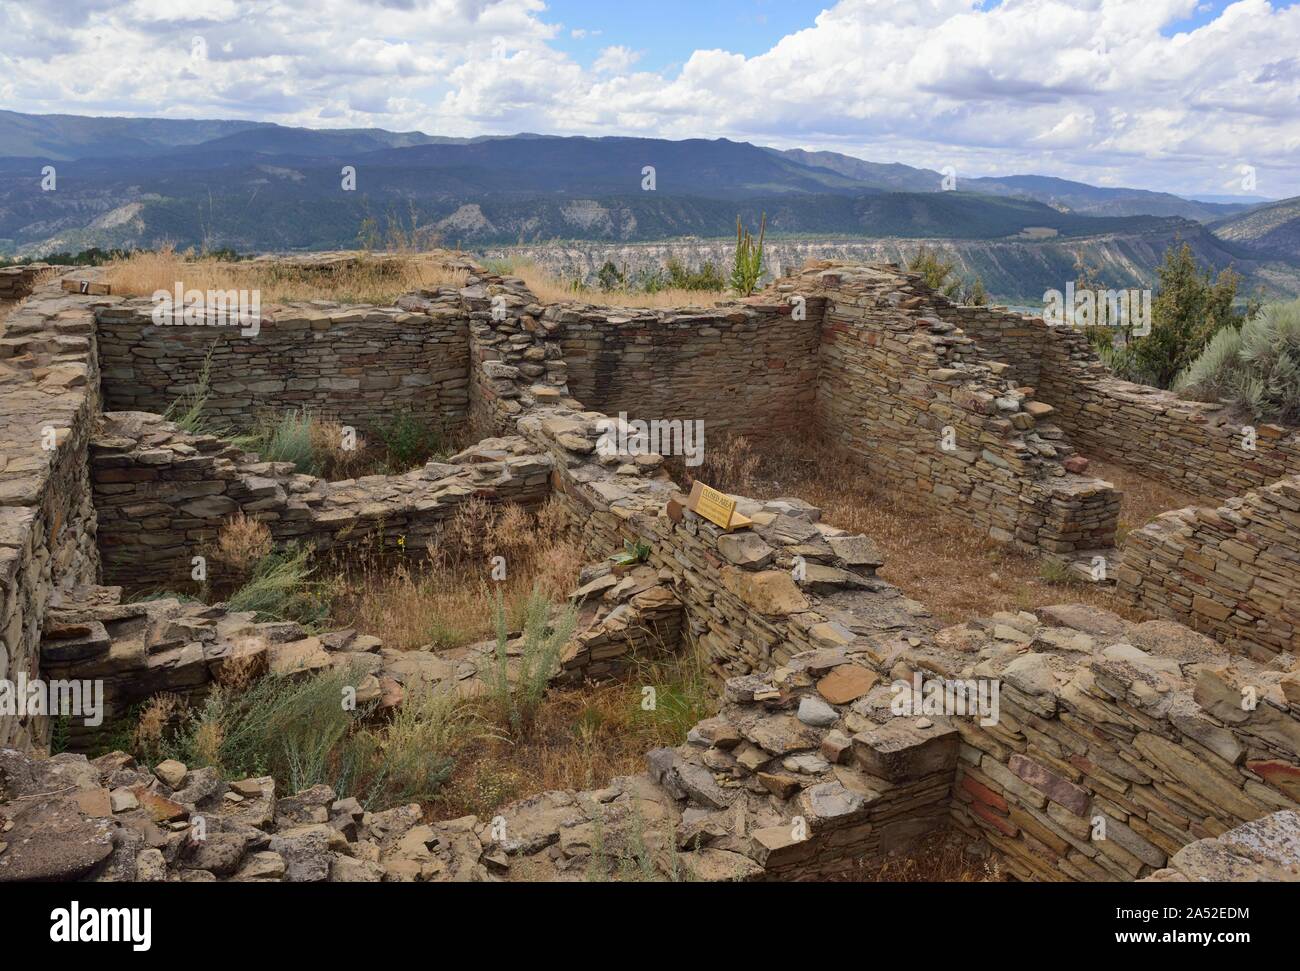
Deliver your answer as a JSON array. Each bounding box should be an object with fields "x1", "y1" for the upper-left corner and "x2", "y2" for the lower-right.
[
  {"x1": 1117, "y1": 475, "x2": 1300, "y2": 660},
  {"x1": 927, "y1": 298, "x2": 1049, "y2": 391},
  {"x1": 469, "y1": 264, "x2": 1300, "y2": 882},
  {"x1": 451, "y1": 275, "x2": 571, "y2": 441},
  {"x1": 95, "y1": 297, "x2": 471, "y2": 436},
  {"x1": 796, "y1": 264, "x2": 1119, "y2": 560},
  {"x1": 0, "y1": 265, "x2": 49, "y2": 301},
  {"x1": 92, "y1": 412, "x2": 552, "y2": 592},
  {"x1": 0, "y1": 274, "x2": 104, "y2": 751},
  {"x1": 1035, "y1": 326, "x2": 1300, "y2": 502},
  {"x1": 558, "y1": 300, "x2": 823, "y2": 442},
  {"x1": 6, "y1": 254, "x2": 1300, "y2": 881},
  {"x1": 941, "y1": 603, "x2": 1300, "y2": 881}
]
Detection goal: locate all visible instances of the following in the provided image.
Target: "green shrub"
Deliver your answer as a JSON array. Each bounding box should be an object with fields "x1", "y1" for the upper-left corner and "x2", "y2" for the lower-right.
[
  {"x1": 1176, "y1": 298, "x2": 1300, "y2": 423},
  {"x1": 907, "y1": 246, "x2": 985, "y2": 305},
  {"x1": 368, "y1": 684, "x2": 481, "y2": 804},
  {"x1": 489, "y1": 588, "x2": 577, "y2": 735},
  {"x1": 596, "y1": 261, "x2": 625, "y2": 292},
  {"x1": 730, "y1": 214, "x2": 767, "y2": 297},
  {"x1": 164, "y1": 664, "x2": 475, "y2": 808},
  {"x1": 664, "y1": 257, "x2": 725, "y2": 291},
  {"x1": 227, "y1": 543, "x2": 332, "y2": 628},
  {"x1": 171, "y1": 665, "x2": 361, "y2": 793},
  {"x1": 377, "y1": 412, "x2": 449, "y2": 470}
]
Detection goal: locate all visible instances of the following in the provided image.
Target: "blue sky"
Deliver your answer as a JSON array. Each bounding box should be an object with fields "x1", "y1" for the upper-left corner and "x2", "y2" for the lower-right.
[
  {"x1": 545, "y1": 0, "x2": 830, "y2": 72},
  {"x1": 544, "y1": 0, "x2": 1297, "y2": 69}
]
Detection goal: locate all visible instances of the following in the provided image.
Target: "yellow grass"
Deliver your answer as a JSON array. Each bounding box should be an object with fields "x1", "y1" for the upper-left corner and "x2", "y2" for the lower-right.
[
  {"x1": 327, "y1": 497, "x2": 585, "y2": 651},
  {"x1": 500, "y1": 257, "x2": 729, "y2": 310},
  {"x1": 103, "y1": 247, "x2": 469, "y2": 305}
]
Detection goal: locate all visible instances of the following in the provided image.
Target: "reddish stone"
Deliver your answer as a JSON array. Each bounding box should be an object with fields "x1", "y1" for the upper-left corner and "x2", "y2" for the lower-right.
[
  {"x1": 1247, "y1": 760, "x2": 1300, "y2": 800},
  {"x1": 960, "y1": 775, "x2": 1009, "y2": 814},
  {"x1": 129, "y1": 786, "x2": 188, "y2": 823},
  {"x1": 816, "y1": 665, "x2": 878, "y2": 705},
  {"x1": 1008, "y1": 753, "x2": 1091, "y2": 816},
  {"x1": 1064, "y1": 456, "x2": 1090, "y2": 474},
  {"x1": 970, "y1": 800, "x2": 1018, "y2": 837}
]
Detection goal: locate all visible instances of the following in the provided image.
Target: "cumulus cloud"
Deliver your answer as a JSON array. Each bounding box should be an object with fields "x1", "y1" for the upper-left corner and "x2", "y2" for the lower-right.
[
  {"x1": 1, "y1": 0, "x2": 1297, "y2": 195},
  {"x1": 593, "y1": 45, "x2": 641, "y2": 75}
]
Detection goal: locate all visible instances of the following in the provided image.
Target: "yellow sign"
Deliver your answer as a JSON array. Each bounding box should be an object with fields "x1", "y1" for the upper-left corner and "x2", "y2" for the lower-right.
[{"x1": 687, "y1": 481, "x2": 751, "y2": 530}]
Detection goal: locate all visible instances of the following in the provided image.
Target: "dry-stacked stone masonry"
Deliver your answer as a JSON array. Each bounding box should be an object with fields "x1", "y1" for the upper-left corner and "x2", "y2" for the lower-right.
[
  {"x1": 97, "y1": 282, "x2": 471, "y2": 437},
  {"x1": 0, "y1": 264, "x2": 49, "y2": 302},
  {"x1": 2, "y1": 253, "x2": 1299, "y2": 882},
  {"x1": 92, "y1": 412, "x2": 551, "y2": 591}
]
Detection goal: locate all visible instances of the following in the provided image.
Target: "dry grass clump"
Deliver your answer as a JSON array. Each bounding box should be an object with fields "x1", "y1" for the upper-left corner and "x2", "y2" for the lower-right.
[
  {"x1": 130, "y1": 692, "x2": 184, "y2": 765},
  {"x1": 687, "y1": 434, "x2": 1156, "y2": 625},
  {"x1": 329, "y1": 497, "x2": 585, "y2": 651},
  {"x1": 103, "y1": 245, "x2": 468, "y2": 305},
  {"x1": 502, "y1": 258, "x2": 727, "y2": 310},
  {"x1": 211, "y1": 513, "x2": 273, "y2": 579},
  {"x1": 308, "y1": 417, "x2": 372, "y2": 480}
]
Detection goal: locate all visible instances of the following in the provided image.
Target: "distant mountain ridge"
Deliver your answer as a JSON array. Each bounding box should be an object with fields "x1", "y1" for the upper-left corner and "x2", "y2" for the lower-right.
[
  {"x1": 0, "y1": 109, "x2": 1294, "y2": 301},
  {"x1": 1209, "y1": 196, "x2": 1300, "y2": 262}
]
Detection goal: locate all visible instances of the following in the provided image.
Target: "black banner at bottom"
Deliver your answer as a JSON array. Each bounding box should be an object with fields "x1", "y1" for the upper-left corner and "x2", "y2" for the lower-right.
[{"x1": 0, "y1": 878, "x2": 1283, "y2": 957}]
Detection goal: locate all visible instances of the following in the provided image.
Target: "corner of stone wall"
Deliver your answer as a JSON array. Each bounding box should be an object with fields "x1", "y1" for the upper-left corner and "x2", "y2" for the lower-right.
[{"x1": 0, "y1": 271, "x2": 108, "y2": 750}]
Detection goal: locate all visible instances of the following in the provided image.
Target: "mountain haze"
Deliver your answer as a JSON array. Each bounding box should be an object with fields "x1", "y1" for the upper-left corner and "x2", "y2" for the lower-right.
[{"x1": 0, "y1": 110, "x2": 1293, "y2": 301}]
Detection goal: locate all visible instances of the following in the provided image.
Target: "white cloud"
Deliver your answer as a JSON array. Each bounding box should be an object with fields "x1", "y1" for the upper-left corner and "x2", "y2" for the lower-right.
[
  {"x1": 1, "y1": 0, "x2": 1297, "y2": 195},
  {"x1": 593, "y1": 45, "x2": 641, "y2": 75}
]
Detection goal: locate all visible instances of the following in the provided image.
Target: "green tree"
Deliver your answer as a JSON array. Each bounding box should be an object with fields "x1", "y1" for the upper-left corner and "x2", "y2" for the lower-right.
[
  {"x1": 1129, "y1": 242, "x2": 1258, "y2": 388},
  {"x1": 596, "y1": 260, "x2": 625, "y2": 292}
]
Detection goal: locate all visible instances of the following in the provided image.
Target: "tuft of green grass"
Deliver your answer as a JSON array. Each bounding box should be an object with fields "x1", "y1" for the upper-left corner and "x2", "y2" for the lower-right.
[
  {"x1": 376, "y1": 411, "x2": 451, "y2": 471},
  {"x1": 227, "y1": 543, "x2": 332, "y2": 628},
  {"x1": 159, "y1": 664, "x2": 477, "y2": 808},
  {"x1": 163, "y1": 344, "x2": 217, "y2": 434},
  {"x1": 231, "y1": 409, "x2": 319, "y2": 475},
  {"x1": 489, "y1": 587, "x2": 578, "y2": 736}
]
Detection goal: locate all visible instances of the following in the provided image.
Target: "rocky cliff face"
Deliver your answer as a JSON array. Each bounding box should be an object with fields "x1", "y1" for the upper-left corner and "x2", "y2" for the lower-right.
[{"x1": 479, "y1": 225, "x2": 1300, "y2": 304}]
